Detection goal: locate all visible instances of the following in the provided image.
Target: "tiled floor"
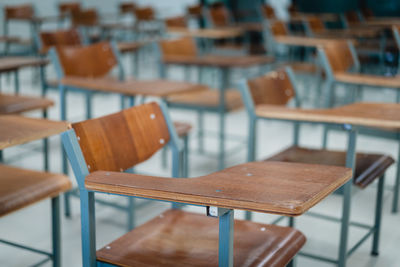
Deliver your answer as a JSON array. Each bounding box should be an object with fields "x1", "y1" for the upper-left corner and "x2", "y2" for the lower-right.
[{"x1": 0, "y1": 55, "x2": 399, "y2": 267}]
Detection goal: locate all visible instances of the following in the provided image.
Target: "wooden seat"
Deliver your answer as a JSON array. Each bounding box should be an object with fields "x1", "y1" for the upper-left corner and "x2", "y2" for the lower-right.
[
  {"x1": 167, "y1": 89, "x2": 243, "y2": 111},
  {"x1": 0, "y1": 164, "x2": 71, "y2": 217},
  {"x1": 0, "y1": 93, "x2": 53, "y2": 114},
  {"x1": 96, "y1": 209, "x2": 305, "y2": 267},
  {"x1": 266, "y1": 146, "x2": 394, "y2": 189}
]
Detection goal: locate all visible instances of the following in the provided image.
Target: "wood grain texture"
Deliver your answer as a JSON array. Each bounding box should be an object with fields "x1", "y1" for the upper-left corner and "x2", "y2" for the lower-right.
[
  {"x1": 162, "y1": 54, "x2": 274, "y2": 68},
  {"x1": 167, "y1": 27, "x2": 243, "y2": 39},
  {"x1": 71, "y1": 8, "x2": 98, "y2": 27},
  {"x1": 39, "y1": 29, "x2": 81, "y2": 54},
  {"x1": 56, "y1": 42, "x2": 116, "y2": 78},
  {"x1": 72, "y1": 102, "x2": 170, "y2": 173},
  {"x1": 0, "y1": 57, "x2": 48, "y2": 73},
  {"x1": 334, "y1": 72, "x2": 400, "y2": 88},
  {"x1": 269, "y1": 21, "x2": 288, "y2": 36},
  {"x1": 209, "y1": 5, "x2": 230, "y2": 27},
  {"x1": 274, "y1": 36, "x2": 336, "y2": 47},
  {"x1": 246, "y1": 69, "x2": 295, "y2": 106},
  {"x1": 167, "y1": 89, "x2": 243, "y2": 111},
  {"x1": 0, "y1": 115, "x2": 68, "y2": 149},
  {"x1": 5, "y1": 4, "x2": 34, "y2": 20},
  {"x1": 319, "y1": 40, "x2": 354, "y2": 73},
  {"x1": 266, "y1": 146, "x2": 394, "y2": 189},
  {"x1": 255, "y1": 102, "x2": 400, "y2": 129},
  {"x1": 261, "y1": 4, "x2": 276, "y2": 19},
  {"x1": 160, "y1": 37, "x2": 197, "y2": 58},
  {"x1": 0, "y1": 93, "x2": 53, "y2": 114},
  {"x1": 97, "y1": 209, "x2": 306, "y2": 267},
  {"x1": 58, "y1": 2, "x2": 81, "y2": 15},
  {"x1": 307, "y1": 16, "x2": 326, "y2": 34},
  {"x1": 134, "y1": 7, "x2": 155, "y2": 21},
  {"x1": 0, "y1": 164, "x2": 71, "y2": 217},
  {"x1": 60, "y1": 77, "x2": 207, "y2": 97},
  {"x1": 165, "y1": 16, "x2": 187, "y2": 28},
  {"x1": 86, "y1": 161, "x2": 352, "y2": 216}
]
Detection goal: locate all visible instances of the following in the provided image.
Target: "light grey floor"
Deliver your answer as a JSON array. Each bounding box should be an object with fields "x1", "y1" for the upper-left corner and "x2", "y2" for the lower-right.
[{"x1": 0, "y1": 54, "x2": 400, "y2": 267}]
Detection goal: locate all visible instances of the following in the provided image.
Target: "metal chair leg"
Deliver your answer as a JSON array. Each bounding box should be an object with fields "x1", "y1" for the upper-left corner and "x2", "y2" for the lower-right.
[
  {"x1": 198, "y1": 110, "x2": 204, "y2": 154},
  {"x1": 392, "y1": 143, "x2": 400, "y2": 213},
  {"x1": 51, "y1": 196, "x2": 61, "y2": 267},
  {"x1": 127, "y1": 197, "x2": 135, "y2": 231},
  {"x1": 372, "y1": 176, "x2": 385, "y2": 256}
]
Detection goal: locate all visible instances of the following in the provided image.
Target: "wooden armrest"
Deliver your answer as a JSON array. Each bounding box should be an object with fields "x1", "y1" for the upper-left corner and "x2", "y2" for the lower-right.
[
  {"x1": 255, "y1": 103, "x2": 400, "y2": 129},
  {"x1": 335, "y1": 72, "x2": 400, "y2": 88},
  {"x1": 86, "y1": 161, "x2": 351, "y2": 216}
]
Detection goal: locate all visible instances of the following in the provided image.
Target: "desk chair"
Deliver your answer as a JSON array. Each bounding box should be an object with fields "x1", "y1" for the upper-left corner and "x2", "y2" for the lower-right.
[
  {"x1": 61, "y1": 101, "x2": 307, "y2": 267},
  {"x1": 158, "y1": 37, "x2": 244, "y2": 167},
  {"x1": 318, "y1": 40, "x2": 400, "y2": 212},
  {"x1": 3, "y1": 4, "x2": 36, "y2": 55},
  {"x1": 239, "y1": 67, "x2": 394, "y2": 266},
  {"x1": 51, "y1": 41, "x2": 192, "y2": 225}
]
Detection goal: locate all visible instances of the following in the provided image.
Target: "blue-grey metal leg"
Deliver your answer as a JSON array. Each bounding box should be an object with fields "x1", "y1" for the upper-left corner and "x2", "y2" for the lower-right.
[
  {"x1": 338, "y1": 127, "x2": 357, "y2": 267},
  {"x1": 245, "y1": 116, "x2": 257, "y2": 221},
  {"x1": 322, "y1": 81, "x2": 335, "y2": 149},
  {"x1": 218, "y1": 69, "x2": 229, "y2": 170},
  {"x1": 86, "y1": 92, "x2": 92, "y2": 120},
  {"x1": 171, "y1": 146, "x2": 183, "y2": 209},
  {"x1": 43, "y1": 110, "x2": 49, "y2": 171},
  {"x1": 51, "y1": 196, "x2": 61, "y2": 267},
  {"x1": 183, "y1": 135, "x2": 189, "y2": 177},
  {"x1": 372, "y1": 175, "x2": 385, "y2": 256},
  {"x1": 198, "y1": 110, "x2": 204, "y2": 154},
  {"x1": 392, "y1": 141, "x2": 400, "y2": 213},
  {"x1": 14, "y1": 70, "x2": 20, "y2": 94},
  {"x1": 127, "y1": 197, "x2": 135, "y2": 231},
  {"x1": 40, "y1": 65, "x2": 47, "y2": 97},
  {"x1": 120, "y1": 95, "x2": 125, "y2": 110},
  {"x1": 60, "y1": 86, "x2": 71, "y2": 217},
  {"x1": 80, "y1": 190, "x2": 97, "y2": 267},
  {"x1": 219, "y1": 209, "x2": 234, "y2": 267}
]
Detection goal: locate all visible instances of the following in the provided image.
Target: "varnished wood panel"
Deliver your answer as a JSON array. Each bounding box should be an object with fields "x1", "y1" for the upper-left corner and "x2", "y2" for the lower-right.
[
  {"x1": 167, "y1": 27, "x2": 243, "y2": 39},
  {"x1": 255, "y1": 102, "x2": 400, "y2": 129},
  {"x1": 134, "y1": 7, "x2": 155, "y2": 21},
  {"x1": 246, "y1": 69, "x2": 295, "y2": 106},
  {"x1": 162, "y1": 54, "x2": 274, "y2": 68},
  {"x1": 60, "y1": 77, "x2": 207, "y2": 96},
  {"x1": 165, "y1": 16, "x2": 187, "y2": 28},
  {"x1": 0, "y1": 165, "x2": 71, "y2": 217},
  {"x1": 0, "y1": 57, "x2": 48, "y2": 73},
  {"x1": 39, "y1": 29, "x2": 81, "y2": 54},
  {"x1": 0, "y1": 115, "x2": 68, "y2": 149},
  {"x1": 160, "y1": 37, "x2": 198, "y2": 58},
  {"x1": 319, "y1": 40, "x2": 354, "y2": 73},
  {"x1": 269, "y1": 21, "x2": 288, "y2": 36},
  {"x1": 97, "y1": 209, "x2": 305, "y2": 267},
  {"x1": 72, "y1": 102, "x2": 170, "y2": 173},
  {"x1": 5, "y1": 4, "x2": 34, "y2": 20},
  {"x1": 0, "y1": 93, "x2": 53, "y2": 114},
  {"x1": 335, "y1": 72, "x2": 400, "y2": 88},
  {"x1": 71, "y1": 8, "x2": 98, "y2": 27},
  {"x1": 209, "y1": 5, "x2": 230, "y2": 27},
  {"x1": 86, "y1": 161, "x2": 352, "y2": 216},
  {"x1": 261, "y1": 4, "x2": 276, "y2": 19},
  {"x1": 56, "y1": 42, "x2": 117, "y2": 78}
]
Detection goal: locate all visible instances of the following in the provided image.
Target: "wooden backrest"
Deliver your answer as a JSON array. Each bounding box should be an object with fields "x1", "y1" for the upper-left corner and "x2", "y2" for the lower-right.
[
  {"x1": 208, "y1": 4, "x2": 230, "y2": 27},
  {"x1": 5, "y1": 4, "x2": 34, "y2": 20},
  {"x1": 159, "y1": 37, "x2": 197, "y2": 58},
  {"x1": 71, "y1": 8, "x2": 98, "y2": 27},
  {"x1": 345, "y1": 11, "x2": 360, "y2": 25},
  {"x1": 320, "y1": 40, "x2": 354, "y2": 73},
  {"x1": 307, "y1": 16, "x2": 325, "y2": 34},
  {"x1": 72, "y1": 102, "x2": 170, "y2": 173},
  {"x1": 120, "y1": 3, "x2": 136, "y2": 14},
  {"x1": 246, "y1": 69, "x2": 295, "y2": 107},
  {"x1": 165, "y1": 16, "x2": 187, "y2": 28},
  {"x1": 56, "y1": 42, "x2": 117, "y2": 78},
  {"x1": 39, "y1": 29, "x2": 81, "y2": 54},
  {"x1": 187, "y1": 4, "x2": 203, "y2": 17},
  {"x1": 261, "y1": 4, "x2": 276, "y2": 20},
  {"x1": 59, "y1": 2, "x2": 81, "y2": 16},
  {"x1": 134, "y1": 7, "x2": 155, "y2": 21},
  {"x1": 269, "y1": 21, "x2": 288, "y2": 36}
]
